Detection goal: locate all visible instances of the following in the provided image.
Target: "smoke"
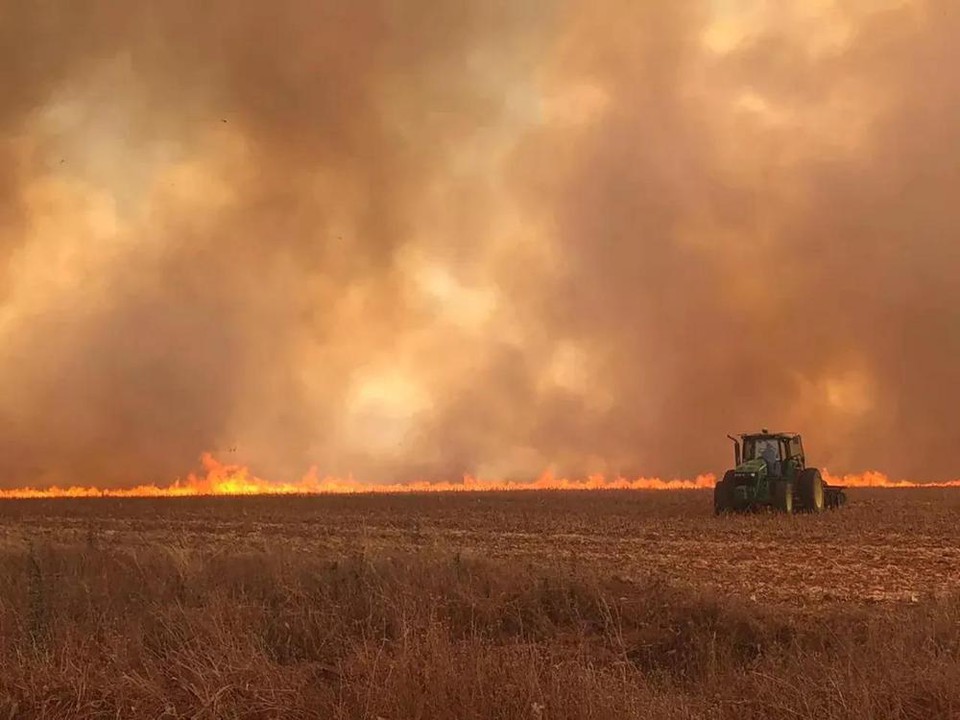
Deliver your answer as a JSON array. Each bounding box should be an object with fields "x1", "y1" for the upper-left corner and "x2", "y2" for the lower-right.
[{"x1": 0, "y1": 0, "x2": 956, "y2": 486}]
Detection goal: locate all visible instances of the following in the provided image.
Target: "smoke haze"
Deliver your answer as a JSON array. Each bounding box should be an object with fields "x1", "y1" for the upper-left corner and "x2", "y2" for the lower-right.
[{"x1": 0, "y1": 0, "x2": 957, "y2": 487}]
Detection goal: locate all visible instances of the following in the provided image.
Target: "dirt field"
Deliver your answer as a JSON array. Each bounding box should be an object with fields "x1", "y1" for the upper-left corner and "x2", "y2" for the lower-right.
[
  {"x1": 3, "y1": 487, "x2": 958, "y2": 606},
  {"x1": 2, "y1": 488, "x2": 960, "y2": 718}
]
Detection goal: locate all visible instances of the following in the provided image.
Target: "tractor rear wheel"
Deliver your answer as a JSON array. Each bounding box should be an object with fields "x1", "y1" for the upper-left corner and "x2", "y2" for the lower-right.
[
  {"x1": 773, "y1": 480, "x2": 794, "y2": 514},
  {"x1": 798, "y1": 468, "x2": 825, "y2": 513},
  {"x1": 714, "y1": 471, "x2": 736, "y2": 515}
]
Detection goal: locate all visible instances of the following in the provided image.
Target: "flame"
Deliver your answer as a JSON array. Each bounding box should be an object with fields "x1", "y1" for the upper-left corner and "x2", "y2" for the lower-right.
[
  {"x1": 0, "y1": 455, "x2": 957, "y2": 499},
  {"x1": 822, "y1": 471, "x2": 960, "y2": 489},
  {"x1": 0, "y1": 453, "x2": 716, "y2": 498}
]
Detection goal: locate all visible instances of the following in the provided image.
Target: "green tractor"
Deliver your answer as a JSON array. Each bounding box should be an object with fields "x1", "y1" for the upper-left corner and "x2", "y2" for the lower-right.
[{"x1": 714, "y1": 430, "x2": 847, "y2": 515}]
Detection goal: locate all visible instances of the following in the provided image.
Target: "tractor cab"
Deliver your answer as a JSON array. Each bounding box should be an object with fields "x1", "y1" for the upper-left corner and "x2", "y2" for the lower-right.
[{"x1": 728, "y1": 429, "x2": 805, "y2": 481}]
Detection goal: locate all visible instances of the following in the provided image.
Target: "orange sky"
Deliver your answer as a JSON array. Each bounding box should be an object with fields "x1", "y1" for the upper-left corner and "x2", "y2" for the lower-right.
[{"x1": 0, "y1": 0, "x2": 957, "y2": 490}]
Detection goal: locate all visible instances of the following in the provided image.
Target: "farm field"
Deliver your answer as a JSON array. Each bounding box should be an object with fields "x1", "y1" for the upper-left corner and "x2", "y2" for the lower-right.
[
  {"x1": 1, "y1": 488, "x2": 959, "y2": 719},
  {"x1": 4, "y1": 488, "x2": 959, "y2": 605}
]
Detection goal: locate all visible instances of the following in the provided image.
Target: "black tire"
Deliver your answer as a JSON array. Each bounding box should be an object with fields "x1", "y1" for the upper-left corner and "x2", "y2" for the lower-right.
[
  {"x1": 773, "y1": 480, "x2": 794, "y2": 514},
  {"x1": 798, "y1": 468, "x2": 825, "y2": 513},
  {"x1": 714, "y1": 471, "x2": 736, "y2": 515}
]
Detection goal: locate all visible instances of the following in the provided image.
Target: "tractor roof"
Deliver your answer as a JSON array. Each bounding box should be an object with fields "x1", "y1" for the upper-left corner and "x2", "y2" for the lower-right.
[{"x1": 740, "y1": 430, "x2": 799, "y2": 439}]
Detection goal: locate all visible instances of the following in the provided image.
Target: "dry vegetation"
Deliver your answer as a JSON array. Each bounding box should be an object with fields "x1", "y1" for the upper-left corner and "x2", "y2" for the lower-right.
[{"x1": 1, "y1": 489, "x2": 959, "y2": 719}]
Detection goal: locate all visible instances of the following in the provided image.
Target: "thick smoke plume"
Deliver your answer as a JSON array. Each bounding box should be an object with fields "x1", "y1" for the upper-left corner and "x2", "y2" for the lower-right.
[{"x1": 0, "y1": 0, "x2": 957, "y2": 487}]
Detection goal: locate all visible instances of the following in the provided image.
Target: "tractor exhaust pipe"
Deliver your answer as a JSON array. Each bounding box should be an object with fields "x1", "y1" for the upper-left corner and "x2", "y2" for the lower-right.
[{"x1": 727, "y1": 435, "x2": 741, "y2": 467}]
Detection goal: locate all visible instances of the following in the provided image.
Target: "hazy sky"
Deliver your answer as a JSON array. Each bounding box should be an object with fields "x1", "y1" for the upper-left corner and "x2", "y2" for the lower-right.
[{"x1": 0, "y1": 0, "x2": 957, "y2": 486}]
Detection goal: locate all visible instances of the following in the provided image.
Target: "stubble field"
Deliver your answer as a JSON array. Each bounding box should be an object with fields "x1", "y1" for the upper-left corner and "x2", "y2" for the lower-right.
[{"x1": 1, "y1": 488, "x2": 959, "y2": 719}]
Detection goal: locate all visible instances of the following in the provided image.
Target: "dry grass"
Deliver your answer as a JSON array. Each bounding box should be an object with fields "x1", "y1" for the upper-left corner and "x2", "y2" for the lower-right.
[{"x1": 0, "y1": 490, "x2": 959, "y2": 718}]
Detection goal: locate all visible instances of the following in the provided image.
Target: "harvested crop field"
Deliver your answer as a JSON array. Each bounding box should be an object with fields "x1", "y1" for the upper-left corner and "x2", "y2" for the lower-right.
[
  {"x1": 4, "y1": 488, "x2": 959, "y2": 605},
  {"x1": 2, "y1": 489, "x2": 959, "y2": 719}
]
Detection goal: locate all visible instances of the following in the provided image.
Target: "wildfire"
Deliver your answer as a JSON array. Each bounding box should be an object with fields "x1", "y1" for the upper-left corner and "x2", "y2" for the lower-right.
[
  {"x1": 0, "y1": 453, "x2": 717, "y2": 499},
  {"x1": 0, "y1": 455, "x2": 957, "y2": 499},
  {"x1": 822, "y1": 471, "x2": 960, "y2": 489}
]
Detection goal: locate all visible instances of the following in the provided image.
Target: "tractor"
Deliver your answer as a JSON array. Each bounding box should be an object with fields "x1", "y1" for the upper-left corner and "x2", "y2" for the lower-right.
[{"x1": 714, "y1": 430, "x2": 846, "y2": 514}]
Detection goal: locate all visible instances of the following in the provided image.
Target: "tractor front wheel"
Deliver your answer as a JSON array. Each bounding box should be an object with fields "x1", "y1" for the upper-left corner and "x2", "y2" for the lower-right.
[
  {"x1": 773, "y1": 481, "x2": 794, "y2": 514},
  {"x1": 714, "y1": 472, "x2": 736, "y2": 515},
  {"x1": 798, "y1": 468, "x2": 826, "y2": 513}
]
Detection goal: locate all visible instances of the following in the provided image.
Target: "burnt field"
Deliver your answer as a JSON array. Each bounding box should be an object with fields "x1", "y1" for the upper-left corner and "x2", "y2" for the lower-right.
[{"x1": 1, "y1": 489, "x2": 959, "y2": 719}]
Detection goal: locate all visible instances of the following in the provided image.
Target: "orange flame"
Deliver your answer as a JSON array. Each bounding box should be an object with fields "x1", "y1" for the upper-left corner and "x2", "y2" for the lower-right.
[
  {"x1": 0, "y1": 453, "x2": 716, "y2": 498},
  {"x1": 0, "y1": 455, "x2": 957, "y2": 499},
  {"x1": 822, "y1": 470, "x2": 960, "y2": 489}
]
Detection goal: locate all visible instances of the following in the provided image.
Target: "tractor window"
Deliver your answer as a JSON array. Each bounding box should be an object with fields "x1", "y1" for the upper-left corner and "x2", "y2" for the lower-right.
[
  {"x1": 789, "y1": 437, "x2": 802, "y2": 458},
  {"x1": 744, "y1": 437, "x2": 781, "y2": 463}
]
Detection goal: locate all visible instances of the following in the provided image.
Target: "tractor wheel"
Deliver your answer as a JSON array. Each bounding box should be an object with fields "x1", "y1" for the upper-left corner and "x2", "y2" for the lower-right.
[
  {"x1": 714, "y1": 472, "x2": 735, "y2": 515},
  {"x1": 773, "y1": 480, "x2": 794, "y2": 514},
  {"x1": 798, "y1": 468, "x2": 825, "y2": 513}
]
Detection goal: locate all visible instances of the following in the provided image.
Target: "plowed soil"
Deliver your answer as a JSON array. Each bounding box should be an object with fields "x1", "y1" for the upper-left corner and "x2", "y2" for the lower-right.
[{"x1": 2, "y1": 488, "x2": 958, "y2": 605}]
